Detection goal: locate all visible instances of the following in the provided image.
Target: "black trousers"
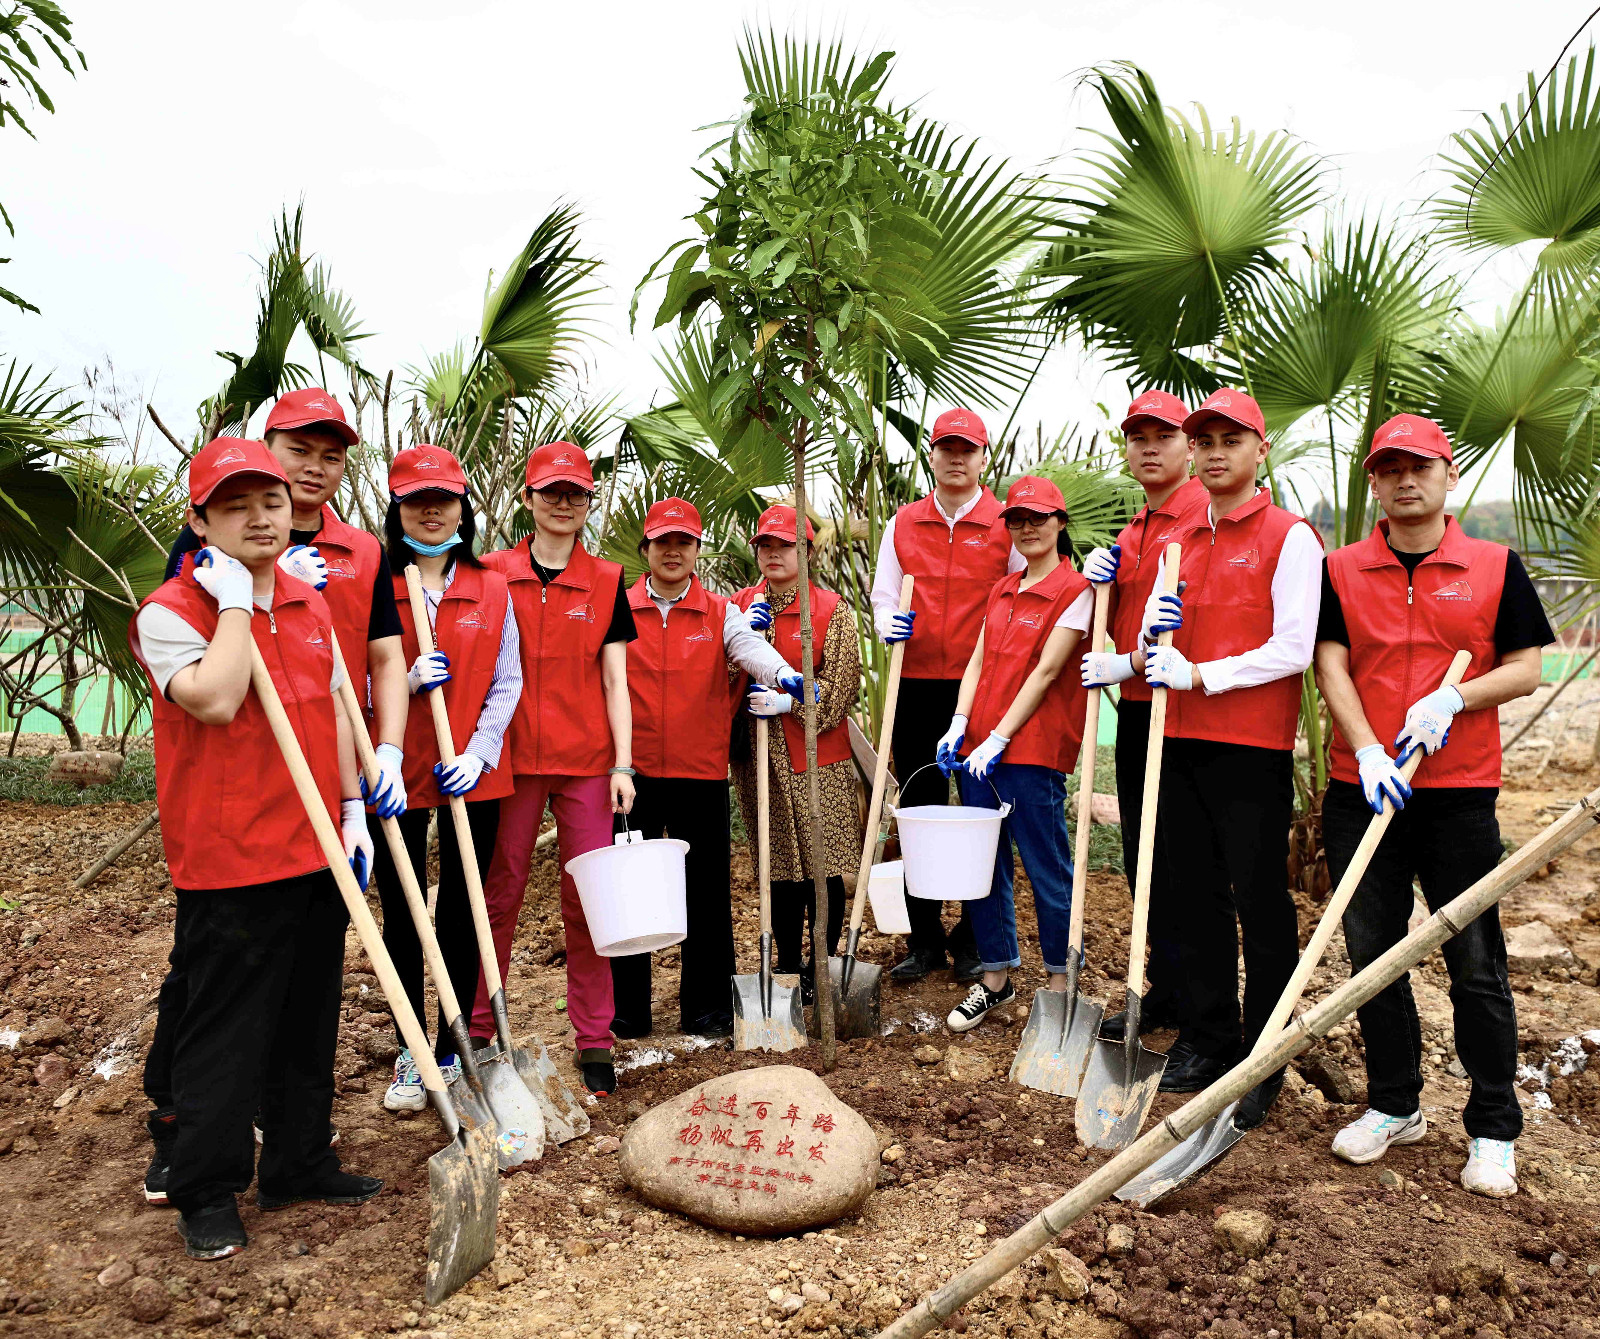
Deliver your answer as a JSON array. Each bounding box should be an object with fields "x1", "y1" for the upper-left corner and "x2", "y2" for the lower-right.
[
  {"x1": 1114, "y1": 699, "x2": 1182, "y2": 1009},
  {"x1": 610, "y1": 774, "x2": 737, "y2": 1032},
  {"x1": 371, "y1": 799, "x2": 499, "y2": 1059},
  {"x1": 1157, "y1": 738, "x2": 1297, "y2": 1060},
  {"x1": 165, "y1": 871, "x2": 347, "y2": 1215},
  {"x1": 892, "y1": 677, "x2": 977, "y2": 959},
  {"x1": 773, "y1": 875, "x2": 846, "y2": 973},
  {"x1": 1325, "y1": 780, "x2": 1522, "y2": 1139}
]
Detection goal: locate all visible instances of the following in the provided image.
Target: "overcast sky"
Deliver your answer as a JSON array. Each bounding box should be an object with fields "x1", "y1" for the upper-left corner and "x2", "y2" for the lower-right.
[{"x1": 7, "y1": 0, "x2": 1590, "y2": 500}]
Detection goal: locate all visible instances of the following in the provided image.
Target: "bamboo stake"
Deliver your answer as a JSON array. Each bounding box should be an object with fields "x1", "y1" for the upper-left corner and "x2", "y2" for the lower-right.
[
  {"x1": 1505, "y1": 643, "x2": 1600, "y2": 752},
  {"x1": 877, "y1": 780, "x2": 1600, "y2": 1338},
  {"x1": 75, "y1": 808, "x2": 160, "y2": 888}
]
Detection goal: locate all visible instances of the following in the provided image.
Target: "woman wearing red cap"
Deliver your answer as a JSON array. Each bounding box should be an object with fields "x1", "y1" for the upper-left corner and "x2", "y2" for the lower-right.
[
  {"x1": 477, "y1": 442, "x2": 636, "y2": 1097},
  {"x1": 611, "y1": 497, "x2": 799, "y2": 1038},
  {"x1": 730, "y1": 505, "x2": 863, "y2": 1002},
  {"x1": 371, "y1": 445, "x2": 523, "y2": 1116},
  {"x1": 935, "y1": 475, "x2": 1094, "y2": 1034}
]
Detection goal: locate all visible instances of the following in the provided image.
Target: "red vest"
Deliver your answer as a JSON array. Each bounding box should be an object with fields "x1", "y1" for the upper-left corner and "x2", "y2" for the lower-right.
[
  {"x1": 132, "y1": 563, "x2": 340, "y2": 890},
  {"x1": 483, "y1": 538, "x2": 623, "y2": 777},
  {"x1": 313, "y1": 503, "x2": 384, "y2": 695},
  {"x1": 964, "y1": 561, "x2": 1092, "y2": 774},
  {"x1": 1325, "y1": 518, "x2": 1509, "y2": 788},
  {"x1": 732, "y1": 583, "x2": 854, "y2": 774},
  {"x1": 392, "y1": 562, "x2": 517, "y2": 808},
  {"x1": 892, "y1": 489, "x2": 1014, "y2": 680},
  {"x1": 1165, "y1": 490, "x2": 1316, "y2": 751},
  {"x1": 1111, "y1": 476, "x2": 1209, "y2": 704},
  {"x1": 626, "y1": 576, "x2": 739, "y2": 781}
]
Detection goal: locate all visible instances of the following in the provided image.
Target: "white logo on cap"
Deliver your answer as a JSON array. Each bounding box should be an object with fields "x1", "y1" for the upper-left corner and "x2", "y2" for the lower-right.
[
  {"x1": 553, "y1": 454, "x2": 574, "y2": 466},
  {"x1": 949, "y1": 415, "x2": 968, "y2": 427},
  {"x1": 665, "y1": 505, "x2": 684, "y2": 517},
  {"x1": 1212, "y1": 394, "x2": 1232, "y2": 407},
  {"x1": 305, "y1": 399, "x2": 329, "y2": 412},
  {"x1": 1137, "y1": 398, "x2": 1163, "y2": 411},
  {"x1": 1015, "y1": 484, "x2": 1035, "y2": 497},
  {"x1": 214, "y1": 446, "x2": 246, "y2": 465},
  {"x1": 1385, "y1": 422, "x2": 1414, "y2": 441},
  {"x1": 414, "y1": 456, "x2": 440, "y2": 469}
]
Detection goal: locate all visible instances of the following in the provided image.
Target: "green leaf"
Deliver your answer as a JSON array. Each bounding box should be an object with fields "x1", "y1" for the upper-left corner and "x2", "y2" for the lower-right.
[
  {"x1": 775, "y1": 377, "x2": 824, "y2": 424},
  {"x1": 652, "y1": 245, "x2": 708, "y2": 329},
  {"x1": 814, "y1": 317, "x2": 839, "y2": 354},
  {"x1": 749, "y1": 236, "x2": 788, "y2": 274}
]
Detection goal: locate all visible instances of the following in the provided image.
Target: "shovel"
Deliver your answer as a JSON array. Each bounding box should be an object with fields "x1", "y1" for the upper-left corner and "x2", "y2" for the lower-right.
[
  {"x1": 247, "y1": 642, "x2": 497, "y2": 1305},
  {"x1": 1075, "y1": 542, "x2": 1182, "y2": 1151},
  {"x1": 828, "y1": 575, "x2": 912, "y2": 1038},
  {"x1": 404, "y1": 565, "x2": 589, "y2": 1147},
  {"x1": 326, "y1": 629, "x2": 527, "y2": 1167},
  {"x1": 732, "y1": 716, "x2": 808, "y2": 1051},
  {"x1": 1011, "y1": 580, "x2": 1111, "y2": 1097},
  {"x1": 1115, "y1": 649, "x2": 1475, "y2": 1206}
]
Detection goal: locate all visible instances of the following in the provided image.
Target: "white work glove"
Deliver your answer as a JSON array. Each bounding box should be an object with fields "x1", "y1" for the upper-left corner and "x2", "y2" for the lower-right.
[
  {"x1": 1140, "y1": 586, "x2": 1184, "y2": 649},
  {"x1": 434, "y1": 752, "x2": 486, "y2": 797},
  {"x1": 191, "y1": 546, "x2": 253, "y2": 613},
  {"x1": 883, "y1": 610, "x2": 916, "y2": 644},
  {"x1": 407, "y1": 651, "x2": 452, "y2": 694},
  {"x1": 1395, "y1": 685, "x2": 1464, "y2": 763},
  {"x1": 1355, "y1": 744, "x2": 1411, "y2": 815},
  {"x1": 935, "y1": 714, "x2": 968, "y2": 775},
  {"x1": 360, "y1": 742, "x2": 408, "y2": 819},
  {"x1": 277, "y1": 543, "x2": 328, "y2": 590},
  {"x1": 1082, "y1": 544, "x2": 1120, "y2": 584},
  {"x1": 1144, "y1": 645, "x2": 1195, "y2": 692},
  {"x1": 341, "y1": 798, "x2": 374, "y2": 891},
  {"x1": 965, "y1": 731, "x2": 1010, "y2": 779},
  {"x1": 746, "y1": 599, "x2": 773, "y2": 632},
  {"x1": 746, "y1": 684, "x2": 793, "y2": 716},
  {"x1": 1081, "y1": 651, "x2": 1136, "y2": 688},
  {"x1": 775, "y1": 668, "x2": 821, "y2": 703}
]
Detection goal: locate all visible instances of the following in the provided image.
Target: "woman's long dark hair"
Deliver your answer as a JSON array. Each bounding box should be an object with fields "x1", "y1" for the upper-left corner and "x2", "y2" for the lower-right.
[{"x1": 384, "y1": 492, "x2": 485, "y2": 572}]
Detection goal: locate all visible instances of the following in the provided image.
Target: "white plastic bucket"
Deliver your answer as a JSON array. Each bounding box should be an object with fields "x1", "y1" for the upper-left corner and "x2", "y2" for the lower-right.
[
  {"x1": 896, "y1": 766, "x2": 1010, "y2": 902},
  {"x1": 566, "y1": 831, "x2": 690, "y2": 957},
  {"x1": 867, "y1": 860, "x2": 912, "y2": 934}
]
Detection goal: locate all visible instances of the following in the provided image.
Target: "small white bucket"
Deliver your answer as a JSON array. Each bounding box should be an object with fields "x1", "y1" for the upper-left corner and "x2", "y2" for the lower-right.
[
  {"x1": 867, "y1": 860, "x2": 912, "y2": 935},
  {"x1": 566, "y1": 830, "x2": 690, "y2": 957},
  {"x1": 896, "y1": 766, "x2": 1010, "y2": 902}
]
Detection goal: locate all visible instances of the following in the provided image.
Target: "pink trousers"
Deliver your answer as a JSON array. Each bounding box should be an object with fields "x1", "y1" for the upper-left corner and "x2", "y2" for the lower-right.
[{"x1": 472, "y1": 773, "x2": 615, "y2": 1053}]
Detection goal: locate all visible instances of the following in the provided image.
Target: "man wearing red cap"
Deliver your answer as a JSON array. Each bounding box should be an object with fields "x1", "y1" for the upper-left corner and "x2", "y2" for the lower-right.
[
  {"x1": 1315, "y1": 414, "x2": 1549, "y2": 1196},
  {"x1": 131, "y1": 439, "x2": 381, "y2": 1260},
  {"x1": 869, "y1": 407, "x2": 1022, "y2": 984},
  {"x1": 1077, "y1": 390, "x2": 1209, "y2": 1040}
]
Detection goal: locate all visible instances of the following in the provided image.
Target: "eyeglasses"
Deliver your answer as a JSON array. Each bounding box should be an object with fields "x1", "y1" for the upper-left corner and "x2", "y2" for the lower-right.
[
  {"x1": 533, "y1": 486, "x2": 593, "y2": 508},
  {"x1": 1004, "y1": 512, "x2": 1054, "y2": 531}
]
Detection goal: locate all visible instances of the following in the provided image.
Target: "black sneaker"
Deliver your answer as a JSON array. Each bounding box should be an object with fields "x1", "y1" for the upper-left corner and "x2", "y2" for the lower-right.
[
  {"x1": 611, "y1": 1016, "x2": 652, "y2": 1040},
  {"x1": 946, "y1": 979, "x2": 1015, "y2": 1033},
  {"x1": 144, "y1": 1108, "x2": 176, "y2": 1206},
  {"x1": 579, "y1": 1050, "x2": 616, "y2": 1097},
  {"x1": 1157, "y1": 1043, "x2": 1229, "y2": 1094},
  {"x1": 889, "y1": 948, "x2": 946, "y2": 983},
  {"x1": 178, "y1": 1201, "x2": 247, "y2": 1261},
  {"x1": 258, "y1": 1171, "x2": 384, "y2": 1211},
  {"x1": 682, "y1": 1011, "x2": 734, "y2": 1039},
  {"x1": 950, "y1": 952, "x2": 984, "y2": 984},
  {"x1": 1234, "y1": 1068, "x2": 1287, "y2": 1131}
]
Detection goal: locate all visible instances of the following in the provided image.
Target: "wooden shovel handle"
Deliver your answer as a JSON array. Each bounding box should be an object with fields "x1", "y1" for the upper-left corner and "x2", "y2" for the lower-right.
[
  {"x1": 403, "y1": 564, "x2": 508, "y2": 1002},
  {"x1": 849, "y1": 575, "x2": 913, "y2": 937},
  {"x1": 1069, "y1": 581, "x2": 1112, "y2": 958},
  {"x1": 757, "y1": 716, "x2": 772, "y2": 938},
  {"x1": 246, "y1": 641, "x2": 450, "y2": 1100},
  {"x1": 1251, "y1": 648, "x2": 1473, "y2": 1055}
]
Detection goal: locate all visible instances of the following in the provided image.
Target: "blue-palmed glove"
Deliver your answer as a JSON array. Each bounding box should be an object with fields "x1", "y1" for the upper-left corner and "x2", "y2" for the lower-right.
[
  {"x1": 278, "y1": 543, "x2": 328, "y2": 590},
  {"x1": 746, "y1": 684, "x2": 793, "y2": 717},
  {"x1": 1082, "y1": 544, "x2": 1120, "y2": 584},
  {"x1": 1394, "y1": 685, "x2": 1464, "y2": 763},
  {"x1": 965, "y1": 731, "x2": 1010, "y2": 779},
  {"x1": 1355, "y1": 744, "x2": 1411, "y2": 815},
  {"x1": 361, "y1": 742, "x2": 408, "y2": 819},
  {"x1": 1081, "y1": 652, "x2": 1136, "y2": 689},
  {"x1": 775, "y1": 669, "x2": 821, "y2": 704},
  {"x1": 341, "y1": 798, "x2": 374, "y2": 891},
  {"x1": 407, "y1": 651, "x2": 452, "y2": 694},
  {"x1": 935, "y1": 714, "x2": 968, "y2": 775},
  {"x1": 746, "y1": 599, "x2": 773, "y2": 633},
  {"x1": 1140, "y1": 586, "x2": 1184, "y2": 649},
  {"x1": 1144, "y1": 645, "x2": 1195, "y2": 692},
  {"x1": 434, "y1": 753, "x2": 486, "y2": 797},
  {"x1": 884, "y1": 610, "x2": 916, "y2": 644},
  {"x1": 191, "y1": 546, "x2": 253, "y2": 612}
]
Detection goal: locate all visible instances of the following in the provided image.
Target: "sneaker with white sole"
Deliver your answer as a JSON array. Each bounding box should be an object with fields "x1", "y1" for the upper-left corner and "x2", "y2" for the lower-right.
[
  {"x1": 1330, "y1": 1107, "x2": 1427, "y2": 1164},
  {"x1": 383, "y1": 1048, "x2": 426, "y2": 1112},
  {"x1": 946, "y1": 979, "x2": 1015, "y2": 1034},
  {"x1": 1461, "y1": 1137, "x2": 1517, "y2": 1198},
  {"x1": 437, "y1": 1053, "x2": 462, "y2": 1086}
]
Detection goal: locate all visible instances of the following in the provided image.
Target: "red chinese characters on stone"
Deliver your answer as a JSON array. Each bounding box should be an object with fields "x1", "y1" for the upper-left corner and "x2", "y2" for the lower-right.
[
  {"x1": 782, "y1": 1103, "x2": 802, "y2": 1126},
  {"x1": 708, "y1": 1125, "x2": 734, "y2": 1148},
  {"x1": 717, "y1": 1094, "x2": 740, "y2": 1117},
  {"x1": 808, "y1": 1142, "x2": 827, "y2": 1163},
  {"x1": 748, "y1": 1100, "x2": 771, "y2": 1119},
  {"x1": 677, "y1": 1124, "x2": 702, "y2": 1146},
  {"x1": 776, "y1": 1136, "x2": 796, "y2": 1158},
  {"x1": 812, "y1": 1112, "x2": 836, "y2": 1133},
  {"x1": 688, "y1": 1093, "x2": 711, "y2": 1117},
  {"x1": 743, "y1": 1129, "x2": 764, "y2": 1153}
]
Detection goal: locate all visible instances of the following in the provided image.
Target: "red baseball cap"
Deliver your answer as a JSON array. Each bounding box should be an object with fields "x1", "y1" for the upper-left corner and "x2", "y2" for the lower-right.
[
  {"x1": 1183, "y1": 389, "x2": 1268, "y2": 444},
  {"x1": 752, "y1": 504, "x2": 815, "y2": 544},
  {"x1": 930, "y1": 407, "x2": 988, "y2": 449},
  {"x1": 642, "y1": 496, "x2": 704, "y2": 541},
  {"x1": 999, "y1": 474, "x2": 1067, "y2": 518},
  {"x1": 1362, "y1": 414, "x2": 1454, "y2": 471},
  {"x1": 263, "y1": 387, "x2": 359, "y2": 447},
  {"x1": 188, "y1": 437, "x2": 290, "y2": 505},
  {"x1": 525, "y1": 441, "x2": 595, "y2": 492},
  {"x1": 1121, "y1": 390, "x2": 1189, "y2": 432},
  {"x1": 389, "y1": 444, "x2": 468, "y2": 498}
]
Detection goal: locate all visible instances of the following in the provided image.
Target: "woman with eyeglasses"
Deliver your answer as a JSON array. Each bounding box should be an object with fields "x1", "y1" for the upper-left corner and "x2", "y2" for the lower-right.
[
  {"x1": 475, "y1": 442, "x2": 637, "y2": 1099},
  {"x1": 934, "y1": 475, "x2": 1094, "y2": 1035}
]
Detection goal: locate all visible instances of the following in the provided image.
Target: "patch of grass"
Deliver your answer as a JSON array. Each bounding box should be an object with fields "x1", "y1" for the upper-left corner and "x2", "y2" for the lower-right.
[
  {"x1": 0, "y1": 750, "x2": 157, "y2": 806},
  {"x1": 1066, "y1": 745, "x2": 1124, "y2": 873}
]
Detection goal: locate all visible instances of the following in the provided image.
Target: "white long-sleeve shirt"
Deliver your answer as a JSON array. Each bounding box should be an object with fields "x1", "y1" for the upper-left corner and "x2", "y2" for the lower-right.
[
  {"x1": 416, "y1": 567, "x2": 523, "y2": 770},
  {"x1": 642, "y1": 577, "x2": 793, "y2": 685},
  {"x1": 869, "y1": 492, "x2": 1025, "y2": 639}
]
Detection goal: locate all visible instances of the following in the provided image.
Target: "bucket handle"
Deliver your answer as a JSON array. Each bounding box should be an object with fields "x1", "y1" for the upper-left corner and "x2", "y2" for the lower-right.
[
  {"x1": 901, "y1": 761, "x2": 1007, "y2": 814},
  {"x1": 613, "y1": 809, "x2": 644, "y2": 847}
]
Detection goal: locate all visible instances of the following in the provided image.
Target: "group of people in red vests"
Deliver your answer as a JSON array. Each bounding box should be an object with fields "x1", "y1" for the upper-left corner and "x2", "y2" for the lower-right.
[{"x1": 129, "y1": 382, "x2": 1549, "y2": 1261}]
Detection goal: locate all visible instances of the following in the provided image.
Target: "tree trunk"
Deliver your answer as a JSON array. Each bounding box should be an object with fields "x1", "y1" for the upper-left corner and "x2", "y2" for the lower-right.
[{"x1": 56, "y1": 642, "x2": 85, "y2": 752}]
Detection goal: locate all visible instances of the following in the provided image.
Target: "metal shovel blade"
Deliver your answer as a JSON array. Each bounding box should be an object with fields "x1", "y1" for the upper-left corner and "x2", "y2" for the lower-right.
[
  {"x1": 423, "y1": 1120, "x2": 500, "y2": 1305},
  {"x1": 505, "y1": 1037, "x2": 591, "y2": 1145},
  {"x1": 827, "y1": 949, "x2": 882, "y2": 1041},
  {"x1": 1010, "y1": 987, "x2": 1104, "y2": 1099},
  {"x1": 732, "y1": 970, "x2": 807, "y2": 1053},
  {"x1": 1074, "y1": 1032, "x2": 1168, "y2": 1151},
  {"x1": 469, "y1": 1053, "x2": 547, "y2": 1168},
  {"x1": 1113, "y1": 1100, "x2": 1244, "y2": 1208}
]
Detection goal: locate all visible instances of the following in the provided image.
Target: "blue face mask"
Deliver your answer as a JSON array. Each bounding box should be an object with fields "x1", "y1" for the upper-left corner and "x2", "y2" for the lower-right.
[{"x1": 402, "y1": 531, "x2": 462, "y2": 557}]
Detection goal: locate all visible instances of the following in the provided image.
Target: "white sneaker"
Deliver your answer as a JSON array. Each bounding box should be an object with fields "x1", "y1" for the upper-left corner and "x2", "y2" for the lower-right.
[
  {"x1": 383, "y1": 1048, "x2": 426, "y2": 1112},
  {"x1": 1461, "y1": 1138, "x2": 1517, "y2": 1198},
  {"x1": 1331, "y1": 1108, "x2": 1427, "y2": 1164},
  {"x1": 438, "y1": 1053, "x2": 463, "y2": 1086}
]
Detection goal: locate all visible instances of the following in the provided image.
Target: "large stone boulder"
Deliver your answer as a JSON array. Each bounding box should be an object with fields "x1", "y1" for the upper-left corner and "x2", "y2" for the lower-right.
[
  {"x1": 619, "y1": 1065, "x2": 877, "y2": 1234},
  {"x1": 47, "y1": 750, "x2": 124, "y2": 788}
]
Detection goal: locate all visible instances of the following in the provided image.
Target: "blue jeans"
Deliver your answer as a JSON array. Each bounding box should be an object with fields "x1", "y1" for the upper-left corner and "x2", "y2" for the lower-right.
[{"x1": 957, "y1": 762, "x2": 1073, "y2": 974}]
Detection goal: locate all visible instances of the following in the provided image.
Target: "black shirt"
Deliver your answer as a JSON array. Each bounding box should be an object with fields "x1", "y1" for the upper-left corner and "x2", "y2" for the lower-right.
[
  {"x1": 1317, "y1": 545, "x2": 1554, "y2": 655},
  {"x1": 166, "y1": 522, "x2": 404, "y2": 643},
  {"x1": 527, "y1": 556, "x2": 638, "y2": 644}
]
